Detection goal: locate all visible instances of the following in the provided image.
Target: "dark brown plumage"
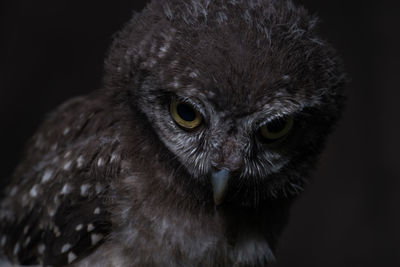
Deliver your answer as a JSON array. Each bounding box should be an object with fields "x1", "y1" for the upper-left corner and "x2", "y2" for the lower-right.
[{"x1": 0, "y1": 0, "x2": 346, "y2": 266}]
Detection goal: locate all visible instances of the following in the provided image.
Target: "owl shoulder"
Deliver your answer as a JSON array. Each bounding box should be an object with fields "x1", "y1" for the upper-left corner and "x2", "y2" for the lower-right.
[{"x1": 0, "y1": 92, "x2": 123, "y2": 265}]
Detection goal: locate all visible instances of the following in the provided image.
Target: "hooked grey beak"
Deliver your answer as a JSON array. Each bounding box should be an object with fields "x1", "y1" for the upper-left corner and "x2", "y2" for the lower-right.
[{"x1": 210, "y1": 169, "x2": 230, "y2": 206}]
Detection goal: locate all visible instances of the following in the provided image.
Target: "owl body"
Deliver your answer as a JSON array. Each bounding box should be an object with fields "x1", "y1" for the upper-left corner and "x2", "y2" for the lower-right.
[{"x1": 0, "y1": 0, "x2": 345, "y2": 266}]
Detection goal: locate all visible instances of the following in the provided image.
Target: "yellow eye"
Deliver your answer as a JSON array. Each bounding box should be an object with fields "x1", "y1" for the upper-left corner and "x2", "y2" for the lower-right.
[
  {"x1": 170, "y1": 100, "x2": 203, "y2": 130},
  {"x1": 259, "y1": 116, "x2": 293, "y2": 143}
]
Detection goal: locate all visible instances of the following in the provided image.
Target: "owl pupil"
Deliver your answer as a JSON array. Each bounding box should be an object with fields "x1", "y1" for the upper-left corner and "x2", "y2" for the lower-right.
[
  {"x1": 267, "y1": 118, "x2": 286, "y2": 133},
  {"x1": 177, "y1": 103, "x2": 196, "y2": 122}
]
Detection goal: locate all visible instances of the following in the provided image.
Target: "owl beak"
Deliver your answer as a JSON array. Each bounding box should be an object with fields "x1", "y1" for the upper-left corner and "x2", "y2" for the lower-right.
[{"x1": 210, "y1": 169, "x2": 230, "y2": 206}]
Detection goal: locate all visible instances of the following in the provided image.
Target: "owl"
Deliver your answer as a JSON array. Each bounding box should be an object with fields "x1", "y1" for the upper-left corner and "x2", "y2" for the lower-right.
[{"x1": 0, "y1": 0, "x2": 345, "y2": 266}]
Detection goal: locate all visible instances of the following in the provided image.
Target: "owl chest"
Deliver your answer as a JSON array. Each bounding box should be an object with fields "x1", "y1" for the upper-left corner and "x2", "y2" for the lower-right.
[{"x1": 75, "y1": 212, "x2": 274, "y2": 267}]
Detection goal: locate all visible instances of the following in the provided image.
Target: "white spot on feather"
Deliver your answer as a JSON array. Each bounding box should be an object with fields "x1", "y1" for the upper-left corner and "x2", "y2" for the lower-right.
[
  {"x1": 94, "y1": 207, "x2": 101, "y2": 215},
  {"x1": 158, "y1": 42, "x2": 171, "y2": 58},
  {"x1": 68, "y1": 252, "x2": 77, "y2": 264},
  {"x1": 63, "y1": 161, "x2": 72, "y2": 170},
  {"x1": 24, "y1": 236, "x2": 31, "y2": 246},
  {"x1": 87, "y1": 224, "x2": 95, "y2": 232},
  {"x1": 1, "y1": 236, "x2": 6, "y2": 246},
  {"x1": 38, "y1": 244, "x2": 45, "y2": 254},
  {"x1": 110, "y1": 154, "x2": 118, "y2": 163},
  {"x1": 29, "y1": 185, "x2": 39, "y2": 198},
  {"x1": 63, "y1": 127, "x2": 70, "y2": 135},
  {"x1": 48, "y1": 207, "x2": 56, "y2": 217},
  {"x1": 91, "y1": 234, "x2": 103, "y2": 246},
  {"x1": 61, "y1": 243, "x2": 72, "y2": 253},
  {"x1": 10, "y1": 186, "x2": 18, "y2": 196},
  {"x1": 13, "y1": 242, "x2": 20, "y2": 255},
  {"x1": 61, "y1": 183, "x2": 72, "y2": 195},
  {"x1": 64, "y1": 151, "x2": 71, "y2": 158},
  {"x1": 189, "y1": 71, "x2": 199, "y2": 78},
  {"x1": 76, "y1": 155, "x2": 84, "y2": 168},
  {"x1": 97, "y1": 157, "x2": 104, "y2": 167},
  {"x1": 54, "y1": 226, "x2": 61, "y2": 237},
  {"x1": 41, "y1": 170, "x2": 53, "y2": 183},
  {"x1": 75, "y1": 224, "x2": 83, "y2": 231},
  {"x1": 80, "y1": 184, "x2": 90, "y2": 197},
  {"x1": 53, "y1": 194, "x2": 60, "y2": 205}
]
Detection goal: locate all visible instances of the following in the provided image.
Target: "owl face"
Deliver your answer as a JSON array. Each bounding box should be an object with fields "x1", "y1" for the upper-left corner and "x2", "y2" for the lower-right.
[
  {"x1": 135, "y1": 70, "x2": 322, "y2": 205},
  {"x1": 105, "y1": 0, "x2": 345, "y2": 205}
]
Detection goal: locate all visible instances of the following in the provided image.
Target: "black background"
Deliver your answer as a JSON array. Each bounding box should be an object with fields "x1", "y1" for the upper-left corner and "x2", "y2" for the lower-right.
[{"x1": 1, "y1": 0, "x2": 399, "y2": 266}]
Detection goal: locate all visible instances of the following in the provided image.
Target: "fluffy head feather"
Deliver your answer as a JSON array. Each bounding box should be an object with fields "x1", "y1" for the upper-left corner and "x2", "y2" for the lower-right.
[{"x1": 104, "y1": 0, "x2": 345, "y2": 206}]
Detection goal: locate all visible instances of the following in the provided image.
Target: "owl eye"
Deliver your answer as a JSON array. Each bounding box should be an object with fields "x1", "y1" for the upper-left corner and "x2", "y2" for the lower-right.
[
  {"x1": 259, "y1": 116, "x2": 293, "y2": 143},
  {"x1": 170, "y1": 100, "x2": 203, "y2": 130}
]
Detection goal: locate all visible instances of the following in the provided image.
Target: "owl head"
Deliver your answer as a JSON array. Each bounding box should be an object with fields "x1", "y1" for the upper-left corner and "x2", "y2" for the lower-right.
[{"x1": 103, "y1": 0, "x2": 346, "y2": 207}]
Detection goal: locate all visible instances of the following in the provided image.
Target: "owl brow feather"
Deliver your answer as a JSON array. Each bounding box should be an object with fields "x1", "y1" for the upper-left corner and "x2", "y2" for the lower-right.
[{"x1": 254, "y1": 95, "x2": 319, "y2": 124}]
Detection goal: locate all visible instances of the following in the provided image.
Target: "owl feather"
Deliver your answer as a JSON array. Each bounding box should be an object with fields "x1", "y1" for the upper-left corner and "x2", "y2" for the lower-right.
[{"x1": 0, "y1": 0, "x2": 345, "y2": 266}]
